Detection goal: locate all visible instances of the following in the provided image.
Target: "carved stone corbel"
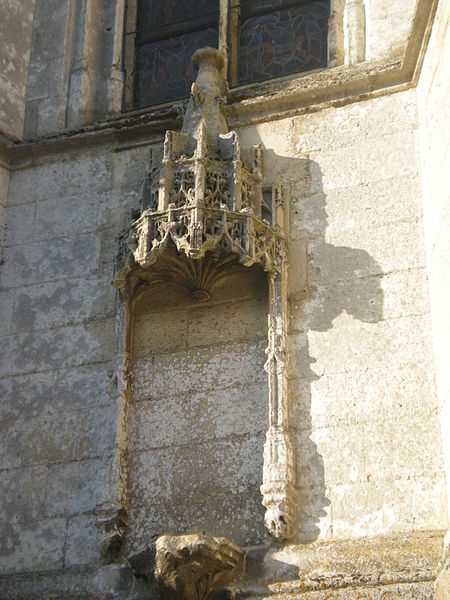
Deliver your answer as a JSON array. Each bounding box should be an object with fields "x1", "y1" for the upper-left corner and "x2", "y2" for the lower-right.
[
  {"x1": 114, "y1": 47, "x2": 297, "y2": 542},
  {"x1": 154, "y1": 534, "x2": 245, "y2": 600}
]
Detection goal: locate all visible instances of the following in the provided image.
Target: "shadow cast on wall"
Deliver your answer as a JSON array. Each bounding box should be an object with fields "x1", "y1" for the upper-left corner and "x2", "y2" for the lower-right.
[{"x1": 260, "y1": 149, "x2": 384, "y2": 546}]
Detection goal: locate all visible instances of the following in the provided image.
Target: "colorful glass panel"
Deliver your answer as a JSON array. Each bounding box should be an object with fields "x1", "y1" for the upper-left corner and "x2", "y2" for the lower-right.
[
  {"x1": 238, "y1": 1, "x2": 329, "y2": 85},
  {"x1": 134, "y1": 0, "x2": 219, "y2": 108},
  {"x1": 135, "y1": 27, "x2": 218, "y2": 106}
]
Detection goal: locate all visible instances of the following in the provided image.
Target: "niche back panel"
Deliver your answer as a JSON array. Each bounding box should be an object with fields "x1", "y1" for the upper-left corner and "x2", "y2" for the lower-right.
[{"x1": 128, "y1": 261, "x2": 269, "y2": 550}]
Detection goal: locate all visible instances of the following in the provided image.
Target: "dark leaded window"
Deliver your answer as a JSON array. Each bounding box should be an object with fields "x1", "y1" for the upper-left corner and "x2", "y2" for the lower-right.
[
  {"x1": 131, "y1": 0, "x2": 329, "y2": 109},
  {"x1": 237, "y1": 0, "x2": 329, "y2": 85},
  {"x1": 134, "y1": 0, "x2": 220, "y2": 107}
]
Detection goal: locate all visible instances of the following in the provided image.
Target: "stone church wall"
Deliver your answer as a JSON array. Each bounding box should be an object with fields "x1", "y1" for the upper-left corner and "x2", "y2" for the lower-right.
[
  {"x1": 0, "y1": 0, "x2": 448, "y2": 596},
  {"x1": 418, "y1": 0, "x2": 450, "y2": 541},
  {"x1": 239, "y1": 88, "x2": 448, "y2": 543},
  {"x1": 1, "y1": 85, "x2": 447, "y2": 581}
]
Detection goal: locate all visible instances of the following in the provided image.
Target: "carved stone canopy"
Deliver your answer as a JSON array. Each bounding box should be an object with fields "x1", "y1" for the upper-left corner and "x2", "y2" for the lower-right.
[
  {"x1": 115, "y1": 47, "x2": 297, "y2": 543},
  {"x1": 115, "y1": 47, "x2": 286, "y2": 289}
]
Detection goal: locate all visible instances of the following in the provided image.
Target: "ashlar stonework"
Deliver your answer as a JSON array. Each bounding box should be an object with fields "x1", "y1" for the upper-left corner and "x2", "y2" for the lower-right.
[{"x1": 0, "y1": 0, "x2": 449, "y2": 598}]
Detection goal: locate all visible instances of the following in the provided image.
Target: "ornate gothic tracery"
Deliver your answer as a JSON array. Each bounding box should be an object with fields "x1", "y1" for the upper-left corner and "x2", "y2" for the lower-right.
[{"x1": 115, "y1": 46, "x2": 297, "y2": 543}]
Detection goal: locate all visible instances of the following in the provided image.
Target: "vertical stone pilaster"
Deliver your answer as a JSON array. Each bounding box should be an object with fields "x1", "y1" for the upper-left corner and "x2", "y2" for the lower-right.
[
  {"x1": 107, "y1": 0, "x2": 127, "y2": 116},
  {"x1": 94, "y1": 286, "x2": 132, "y2": 563},
  {"x1": 66, "y1": 0, "x2": 94, "y2": 128},
  {"x1": 345, "y1": 0, "x2": 366, "y2": 65},
  {"x1": 261, "y1": 262, "x2": 297, "y2": 541},
  {"x1": 328, "y1": 0, "x2": 345, "y2": 67}
]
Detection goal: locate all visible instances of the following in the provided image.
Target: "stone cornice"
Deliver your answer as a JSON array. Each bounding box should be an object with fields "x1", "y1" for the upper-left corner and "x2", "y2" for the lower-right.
[
  {"x1": 234, "y1": 530, "x2": 446, "y2": 598},
  {"x1": 0, "y1": 0, "x2": 439, "y2": 165}
]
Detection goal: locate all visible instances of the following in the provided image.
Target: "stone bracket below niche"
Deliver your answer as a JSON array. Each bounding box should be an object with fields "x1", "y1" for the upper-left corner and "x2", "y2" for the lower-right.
[{"x1": 154, "y1": 534, "x2": 245, "y2": 600}]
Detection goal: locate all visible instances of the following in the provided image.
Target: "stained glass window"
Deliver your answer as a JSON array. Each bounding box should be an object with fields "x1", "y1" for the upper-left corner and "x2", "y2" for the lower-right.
[
  {"x1": 133, "y1": 0, "x2": 219, "y2": 108},
  {"x1": 237, "y1": 0, "x2": 330, "y2": 85},
  {"x1": 130, "y1": 0, "x2": 329, "y2": 108}
]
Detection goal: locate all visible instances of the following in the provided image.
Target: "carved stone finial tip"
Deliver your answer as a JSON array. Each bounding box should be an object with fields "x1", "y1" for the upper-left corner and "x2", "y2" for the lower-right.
[{"x1": 192, "y1": 46, "x2": 225, "y2": 71}]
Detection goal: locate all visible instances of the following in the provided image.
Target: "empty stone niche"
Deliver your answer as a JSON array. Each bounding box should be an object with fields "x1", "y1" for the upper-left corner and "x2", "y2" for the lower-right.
[{"x1": 127, "y1": 244, "x2": 269, "y2": 552}]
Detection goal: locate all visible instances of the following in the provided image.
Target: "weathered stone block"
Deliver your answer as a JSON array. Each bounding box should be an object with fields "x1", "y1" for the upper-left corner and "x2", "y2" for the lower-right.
[
  {"x1": 0, "y1": 416, "x2": 23, "y2": 468},
  {"x1": 2, "y1": 202, "x2": 35, "y2": 248},
  {"x1": 0, "y1": 0, "x2": 35, "y2": 137},
  {"x1": 291, "y1": 360, "x2": 438, "y2": 431},
  {"x1": 188, "y1": 297, "x2": 268, "y2": 348},
  {"x1": 33, "y1": 193, "x2": 114, "y2": 239},
  {"x1": 363, "y1": 414, "x2": 445, "y2": 481},
  {"x1": 128, "y1": 433, "x2": 266, "y2": 548},
  {"x1": 111, "y1": 145, "x2": 150, "y2": 192},
  {"x1": 0, "y1": 288, "x2": 13, "y2": 336},
  {"x1": 0, "y1": 362, "x2": 113, "y2": 421},
  {"x1": 0, "y1": 233, "x2": 100, "y2": 288},
  {"x1": 75, "y1": 403, "x2": 117, "y2": 460},
  {"x1": 380, "y1": 267, "x2": 430, "y2": 319},
  {"x1": 21, "y1": 409, "x2": 79, "y2": 466},
  {"x1": 26, "y1": 58, "x2": 65, "y2": 99},
  {"x1": 369, "y1": 1, "x2": 418, "y2": 60},
  {"x1": 134, "y1": 308, "x2": 188, "y2": 357},
  {"x1": 328, "y1": 473, "x2": 448, "y2": 538},
  {"x1": 190, "y1": 383, "x2": 268, "y2": 441},
  {"x1": 300, "y1": 176, "x2": 423, "y2": 237},
  {"x1": 128, "y1": 487, "x2": 267, "y2": 551},
  {"x1": 133, "y1": 340, "x2": 267, "y2": 401},
  {"x1": 0, "y1": 465, "x2": 48, "y2": 524},
  {"x1": 7, "y1": 154, "x2": 112, "y2": 206},
  {"x1": 128, "y1": 394, "x2": 192, "y2": 451},
  {"x1": 304, "y1": 313, "x2": 433, "y2": 376},
  {"x1": 296, "y1": 484, "x2": 332, "y2": 542},
  {"x1": 0, "y1": 318, "x2": 116, "y2": 378},
  {"x1": 300, "y1": 425, "x2": 365, "y2": 488},
  {"x1": 11, "y1": 276, "x2": 116, "y2": 333},
  {"x1": 0, "y1": 516, "x2": 66, "y2": 575},
  {"x1": 293, "y1": 90, "x2": 418, "y2": 155},
  {"x1": 44, "y1": 457, "x2": 112, "y2": 517},
  {"x1": 310, "y1": 133, "x2": 418, "y2": 194},
  {"x1": 65, "y1": 513, "x2": 104, "y2": 567}
]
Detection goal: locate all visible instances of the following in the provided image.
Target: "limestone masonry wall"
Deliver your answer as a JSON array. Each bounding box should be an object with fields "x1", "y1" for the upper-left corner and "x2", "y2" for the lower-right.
[
  {"x1": 365, "y1": 0, "x2": 418, "y2": 60},
  {"x1": 0, "y1": 142, "x2": 142, "y2": 572},
  {"x1": 1, "y1": 86, "x2": 447, "y2": 577},
  {"x1": 239, "y1": 88, "x2": 448, "y2": 543},
  {"x1": 418, "y1": 0, "x2": 450, "y2": 530},
  {"x1": 0, "y1": 0, "x2": 448, "y2": 596}
]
